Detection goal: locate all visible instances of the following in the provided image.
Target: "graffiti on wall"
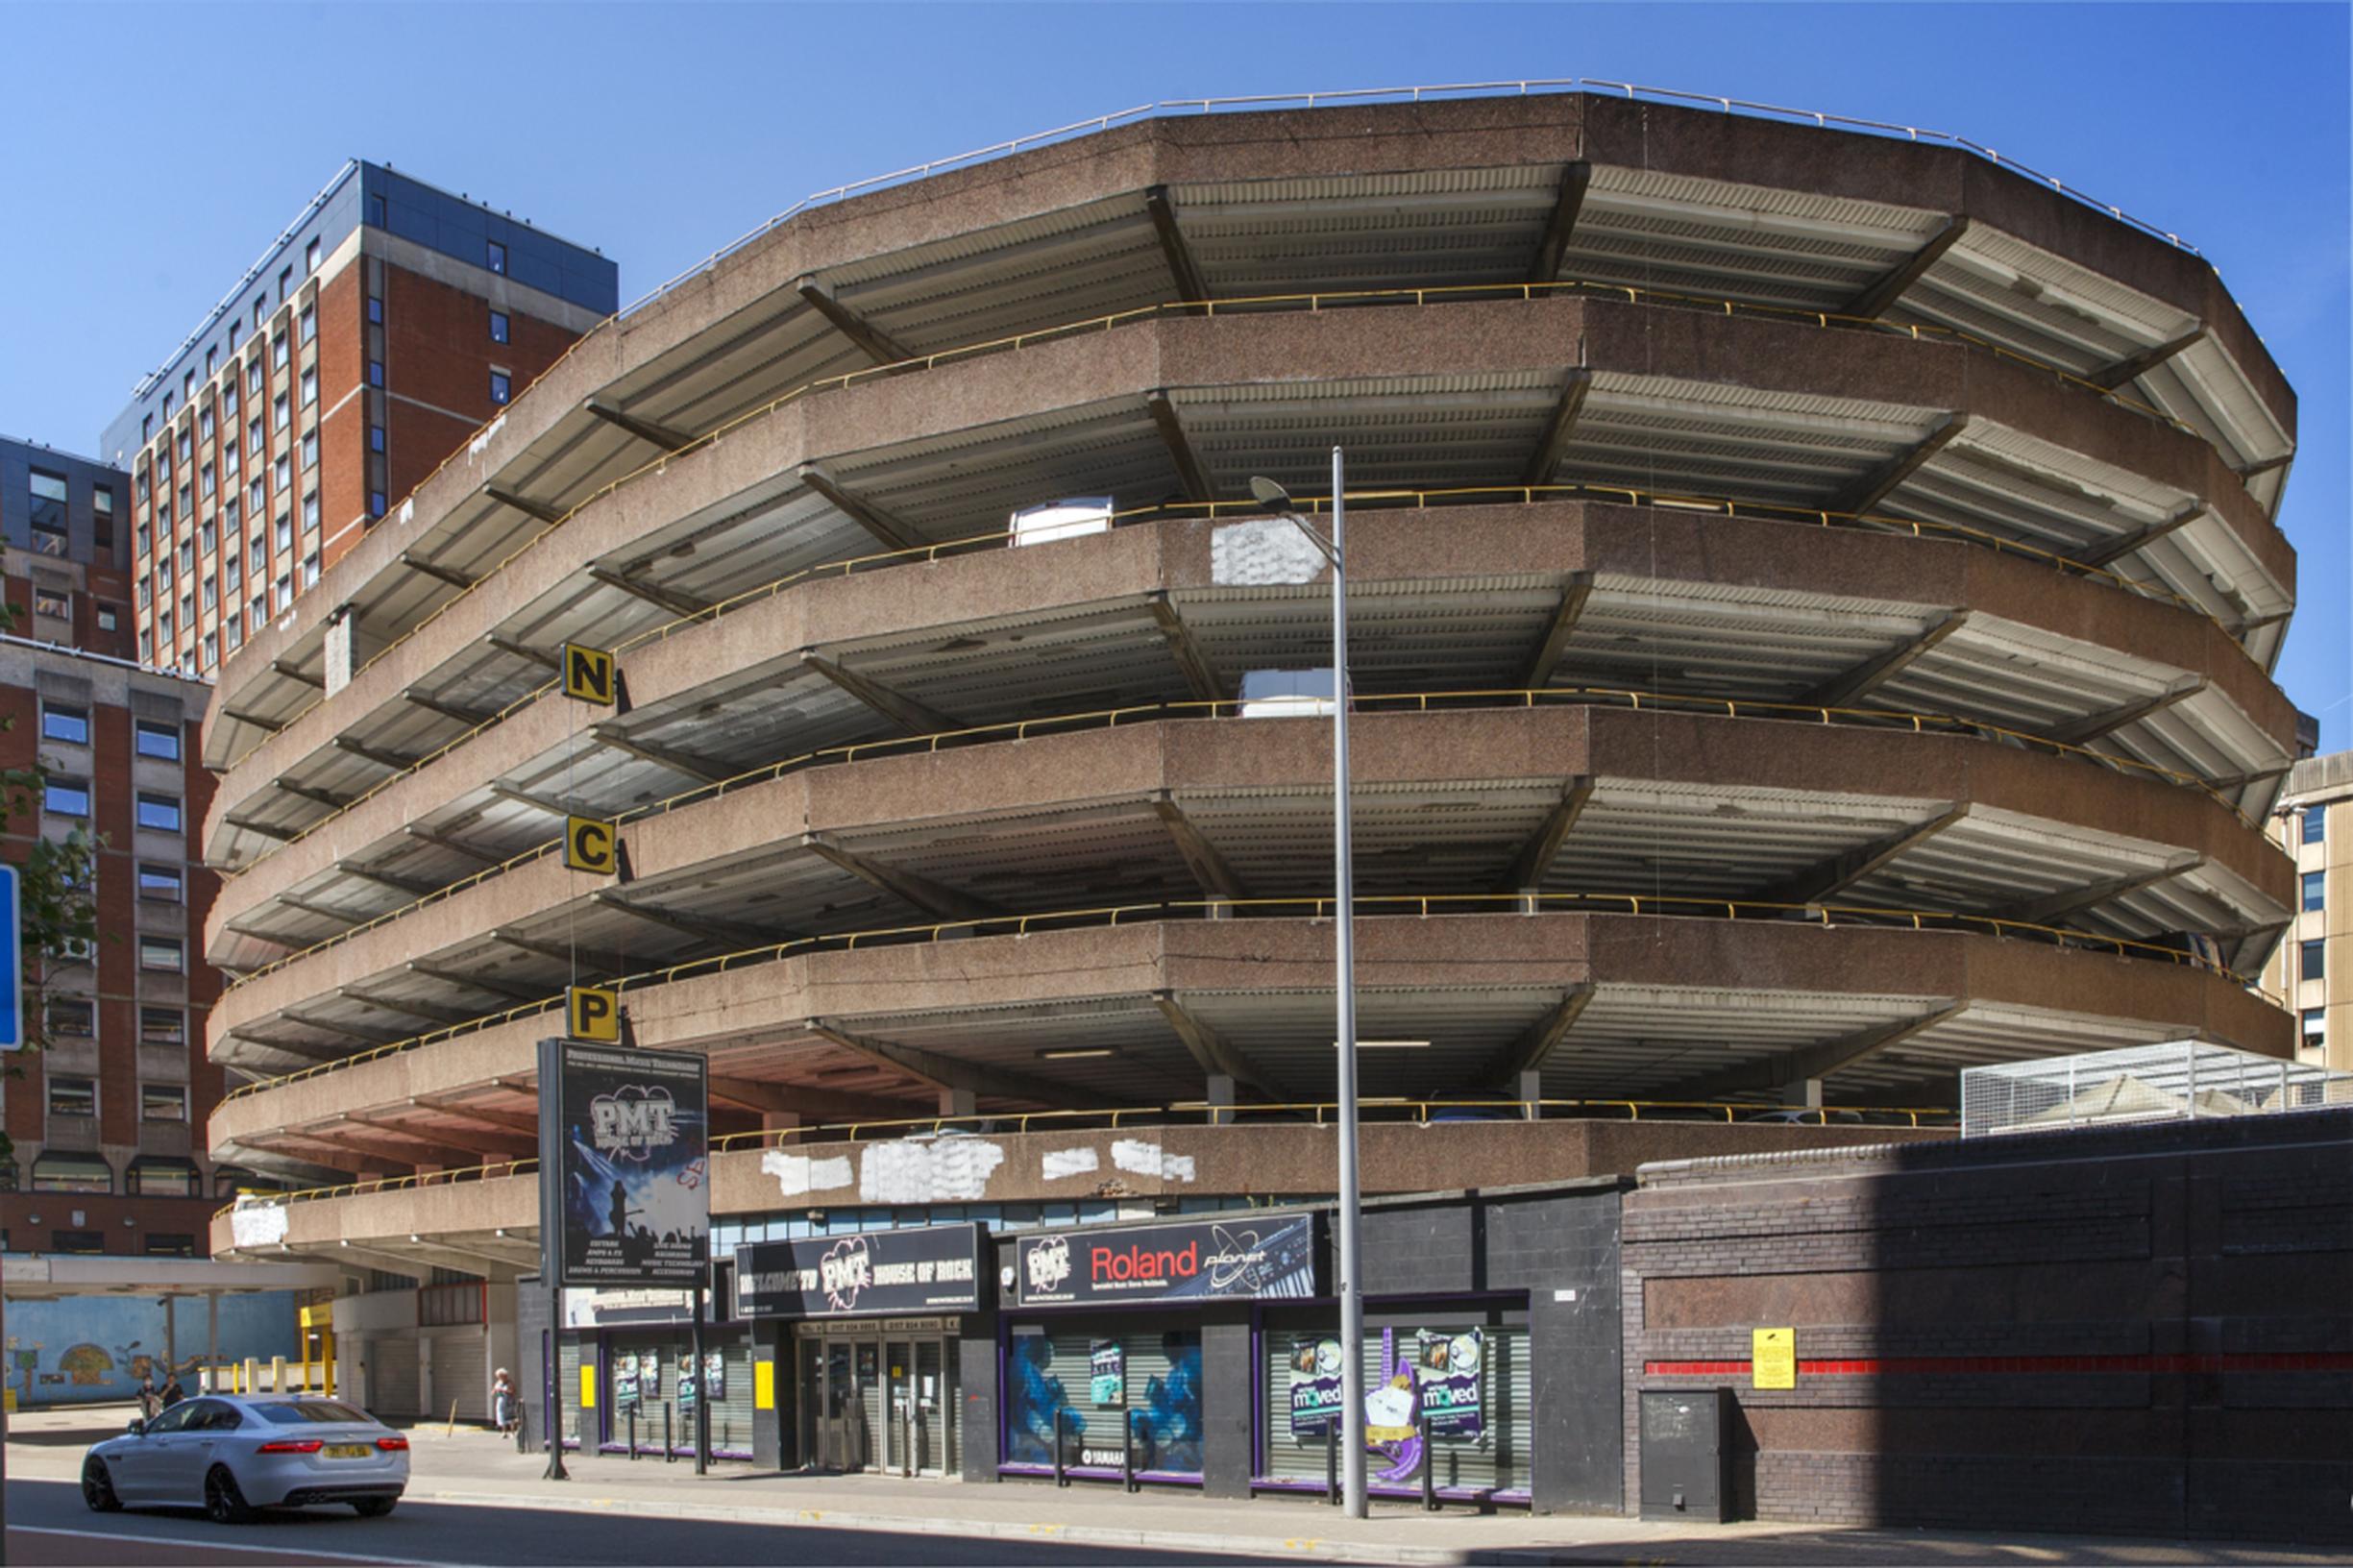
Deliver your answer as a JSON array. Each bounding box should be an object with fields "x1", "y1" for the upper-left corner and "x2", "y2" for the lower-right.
[{"x1": 3, "y1": 1292, "x2": 300, "y2": 1408}]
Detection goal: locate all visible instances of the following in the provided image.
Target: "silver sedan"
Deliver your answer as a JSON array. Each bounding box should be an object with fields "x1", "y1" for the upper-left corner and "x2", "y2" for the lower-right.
[{"x1": 83, "y1": 1393, "x2": 409, "y2": 1523}]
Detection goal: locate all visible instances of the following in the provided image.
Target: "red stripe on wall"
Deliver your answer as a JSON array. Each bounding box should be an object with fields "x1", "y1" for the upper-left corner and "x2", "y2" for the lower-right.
[{"x1": 1645, "y1": 1352, "x2": 2353, "y2": 1377}]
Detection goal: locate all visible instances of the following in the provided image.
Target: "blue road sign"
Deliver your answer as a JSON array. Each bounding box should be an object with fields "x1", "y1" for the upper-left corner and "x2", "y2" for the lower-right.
[{"x1": 0, "y1": 864, "x2": 18, "y2": 1051}]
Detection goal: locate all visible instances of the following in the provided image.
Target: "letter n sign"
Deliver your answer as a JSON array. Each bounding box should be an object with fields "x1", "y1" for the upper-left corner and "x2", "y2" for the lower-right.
[
  {"x1": 562, "y1": 643, "x2": 615, "y2": 706},
  {"x1": 568, "y1": 984, "x2": 621, "y2": 1042},
  {"x1": 565, "y1": 816, "x2": 618, "y2": 875}
]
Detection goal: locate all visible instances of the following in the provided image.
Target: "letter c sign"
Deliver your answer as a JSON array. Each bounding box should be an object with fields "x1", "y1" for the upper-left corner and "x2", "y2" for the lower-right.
[{"x1": 565, "y1": 816, "x2": 618, "y2": 875}]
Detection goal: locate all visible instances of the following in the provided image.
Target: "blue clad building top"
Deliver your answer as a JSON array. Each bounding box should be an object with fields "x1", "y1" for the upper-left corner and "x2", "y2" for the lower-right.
[{"x1": 103, "y1": 161, "x2": 617, "y2": 463}]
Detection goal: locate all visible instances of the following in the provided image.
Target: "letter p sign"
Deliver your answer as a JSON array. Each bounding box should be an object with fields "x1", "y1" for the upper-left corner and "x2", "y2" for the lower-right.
[
  {"x1": 568, "y1": 984, "x2": 621, "y2": 1043},
  {"x1": 562, "y1": 643, "x2": 615, "y2": 706}
]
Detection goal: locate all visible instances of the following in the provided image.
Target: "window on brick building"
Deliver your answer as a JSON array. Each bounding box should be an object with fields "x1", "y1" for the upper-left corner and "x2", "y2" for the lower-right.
[
  {"x1": 2303, "y1": 939, "x2": 2326, "y2": 983},
  {"x1": 489, "y1": 309, "x2": 509, "y2": 344},
  {"x1": 272, "y1": 332, "x2": 288, "y2": 368},
  {"x1": 138, "y1": 864, "x2": 183, "y2": 903},
  {"x1": 487, "y1": 238, "x2": 506, "y2": 274},
  {"x1": 127, "y1": 1157, "x2": 198, "y2": 1195},
  {"x1": 2304, "y1": 871, "x2": 2326, "y2": 913},
  {"x1": 248, "y1": 415, "x2": 264, "y2": 454},
  {"x1": 2304, "y1": 1008, "x2": 2326, "y2": 1052},
  {"x1": 139, "y1": 937, "x2": 184, "y2": 972},
  {"x1": 46, "y1": 998, "x2": 93, "y2": 1038},
  {"x1": 2306, "y1": 806, "x2": 2329, "y2": 845},
  {"x1": 51, "y1": 1230, "x2": 107, "y2": 1254},
  {"x1": 199, "y1": 407, "x2": 214, "y2": 441},
  {"x1": 300, "y1": 367, "x2": 317, "y2": 406},
  {"x1": 46, "y1": 1079, "x2": 96, "y2": 1118},
  {"x1": 40, "y1": 704, "x2": 89, "y2": 745},
  {"x1": 28, "y1": 470, "x2": 68, "y2": 553},
  {"x1": 248, "y1": 357, "x2": 264, "y2": 395},
  {"x1": 367, "y1": 358, "x2": 384, "y2": 388},
  {"x1": 135, "y1": 719, "x2": 181, "y2": 764},
  {"x1": 299, "y1": 304, "x2": 316, "y2": 343},
  {"x1": 141, "y1": 1006, "x2": 184, "y2": 1045},
  {"x1": 43, "y1": 779, "x2": 89, "y2": 818},
  {"x1": 32, "y1": 1153, "x2": 110, "y2": 1192},
  {"x1": 302, "y1": 552, "x2": 320, "y2": 589},
  {"x1": 367, "y1": 295, "x2": 383, "y2": 325},
  {"x1": 305, "y1": 236, "x2": 320, "y2": 276},
  {"x1": 139, "y1": 1087, "x2": 189, "y2": 1124},
  {"x1": 302, "y1": 431, "x2": 319, "y2": 470},
  {"x1": 370, "y1": 425, "x2": 385, "y2": 453},
  {"x1": 96, "y1": 604, "x2": 118, "y2": 632},
  {"x1": 254, "y1": 294, "x2": 267, "y2": 329},
  {"x1": 135, "y1": 794, "x2": 182, "y2": 832},
  {"x1": 145, "y1": 1234, "x2": 198, "y2": 1258},
  {"x1": 370, "y1": 491, "x2": 387, "y2": 518},
  {"x1": 33, "y1": 589, "x2": 68, "y2": 621},
  {"x1": 278, "y1": 264, "x2": 291, "y2": 303},
  {"x1": 93, "y1": 485, "x2": 115, "y2": 549},
  {"x1": 489, "y1": 370, "x2": 511, "y2": 404}
]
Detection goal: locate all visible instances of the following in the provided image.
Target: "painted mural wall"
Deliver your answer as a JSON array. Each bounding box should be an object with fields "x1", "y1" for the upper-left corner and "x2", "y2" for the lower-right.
[{"x1": 4, "y1": 1291, "x2": 300, "y2": 1408}]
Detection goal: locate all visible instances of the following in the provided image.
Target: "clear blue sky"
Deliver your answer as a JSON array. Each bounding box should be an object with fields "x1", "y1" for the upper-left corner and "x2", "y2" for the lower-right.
[{"x1": 2, "y1": 3, "x2": 2342, "y2": 735}]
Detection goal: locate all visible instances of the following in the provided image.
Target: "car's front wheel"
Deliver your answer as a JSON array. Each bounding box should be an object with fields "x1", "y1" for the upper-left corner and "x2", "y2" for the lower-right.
[
  {"x1": 204, "y1": 1464, "x2": 256, "y2": 1525},
  {"x1": 352, "y1": 1496, "x2": 399, "y2": 1517},
  {"x1": 81, "y1": 1458, "x2": 121, "y2": 1512}
]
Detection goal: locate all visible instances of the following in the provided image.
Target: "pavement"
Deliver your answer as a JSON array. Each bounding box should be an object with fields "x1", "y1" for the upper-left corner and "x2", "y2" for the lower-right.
[{"x1": 8, "y1": 1402, "x2": 2349, "y2": 1566}]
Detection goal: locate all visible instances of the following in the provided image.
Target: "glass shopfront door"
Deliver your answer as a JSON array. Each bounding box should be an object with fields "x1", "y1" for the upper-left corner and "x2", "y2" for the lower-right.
[{"x1": 799, "y1": 1322, "x2": 957, "y2": 1476}]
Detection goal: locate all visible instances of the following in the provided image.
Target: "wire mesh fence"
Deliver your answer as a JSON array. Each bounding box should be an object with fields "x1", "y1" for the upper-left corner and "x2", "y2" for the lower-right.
[{"x1": 1961, "y1": 1041, "x2": 2352, "y2": 1138}]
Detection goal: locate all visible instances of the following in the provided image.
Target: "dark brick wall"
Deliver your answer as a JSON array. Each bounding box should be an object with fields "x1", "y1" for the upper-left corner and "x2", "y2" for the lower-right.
[{"x1": 1622, "y1": 1111, "x2": 2353, "y2": 1543}]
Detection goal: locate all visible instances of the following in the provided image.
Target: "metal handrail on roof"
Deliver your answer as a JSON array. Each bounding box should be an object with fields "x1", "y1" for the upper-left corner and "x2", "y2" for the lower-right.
[
  {"x1": 214, "y1": 681, "x2": 2257, "y2": 995},
  {"x1": 215, "y1": 889, "x2": 2252, "y2": 1110},
  {"x1": 215, "y1": 1096, "x2": 1966, "y2": 1220}
]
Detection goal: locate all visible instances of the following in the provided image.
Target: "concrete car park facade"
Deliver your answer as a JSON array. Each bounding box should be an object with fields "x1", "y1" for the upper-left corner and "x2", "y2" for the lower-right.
[{"x1": 199, "y1": 90, "x2": 2303, "y2": 1474}]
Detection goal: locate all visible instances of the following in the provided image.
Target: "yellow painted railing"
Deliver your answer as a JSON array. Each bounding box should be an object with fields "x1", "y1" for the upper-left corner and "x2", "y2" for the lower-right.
[
  {"x1": 213, "y1": 270, "x2": 2243, "y2": 794},
  {"x1": 214, "y1": 681, "x2": 2254, "y2": 995},
  {"x1": 217, "y1": 889, "x2": 2245, "y2": 1107}
]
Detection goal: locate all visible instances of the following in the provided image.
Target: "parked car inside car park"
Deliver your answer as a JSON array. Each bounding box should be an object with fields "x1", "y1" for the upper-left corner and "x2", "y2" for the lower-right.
[{"x1": 83, "y1": 1393, "x2": 408, "y2": 1523}]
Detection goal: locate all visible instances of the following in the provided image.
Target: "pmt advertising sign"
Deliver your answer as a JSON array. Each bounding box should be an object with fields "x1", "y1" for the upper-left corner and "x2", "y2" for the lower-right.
[
  {"x1": 537, "y1": 1039, "x2": 710, "y2": 1286},
  {"x1": 1015, "y1": 1213, "x2": 1318, "y2": 1306}
]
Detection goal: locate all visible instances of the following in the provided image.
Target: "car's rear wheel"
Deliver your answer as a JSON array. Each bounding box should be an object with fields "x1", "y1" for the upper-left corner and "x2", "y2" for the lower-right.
[
  {"x1": 352, "y1": 1496, "x2": 398, "y2": 1517},
  {"x1": 204, "y1": 1464, "x2": 256, "y2": 1525},
  {"x1": 81, "y1": 1458, "x2": 121, "y2": 1512}
]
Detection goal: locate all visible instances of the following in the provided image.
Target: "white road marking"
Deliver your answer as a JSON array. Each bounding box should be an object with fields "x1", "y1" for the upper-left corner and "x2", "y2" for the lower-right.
[{"x1": 10, "y1": 1523, "x2": 478, "y2": 1567}]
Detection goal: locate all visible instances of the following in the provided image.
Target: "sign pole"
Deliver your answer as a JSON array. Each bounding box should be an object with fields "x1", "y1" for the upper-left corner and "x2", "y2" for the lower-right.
[
  {"x1": 691, "y1": 1280, "x2": 709, "y2": 1475},
  {"x1": 536, "y1": 1037, "x2": 570, "y2": 1481}
]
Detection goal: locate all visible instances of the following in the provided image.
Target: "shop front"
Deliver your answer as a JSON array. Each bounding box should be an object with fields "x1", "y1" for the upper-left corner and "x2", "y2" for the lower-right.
[
  {"x1": 736, "y1": 1222, "x2": 985, "y2": 1477},
  {"x1": 559, "y1": 1283, "x2": 757, "y2": 1461}
]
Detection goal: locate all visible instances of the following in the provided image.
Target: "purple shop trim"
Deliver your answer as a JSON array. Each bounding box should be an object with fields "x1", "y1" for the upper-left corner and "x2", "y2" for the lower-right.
[
  {"x1": 1250, "y1": 1310, "x2": 1266, "y2": 1480},
  {"x1": 999, "y1": 1463, "x2": 1202, "y2": 1487},
  {"x1": 1250, "y1": 1476, "x2": 1522, "y2": 1507}
]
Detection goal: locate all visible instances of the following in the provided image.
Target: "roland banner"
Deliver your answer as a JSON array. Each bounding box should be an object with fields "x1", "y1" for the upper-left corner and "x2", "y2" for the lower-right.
[
  {"x1": 537, "y1": 1038, "x2": 710, "y2": 1286},
  {"x1": 1015, "y1": 1213, "x2": 1318, "y2": 1306}
]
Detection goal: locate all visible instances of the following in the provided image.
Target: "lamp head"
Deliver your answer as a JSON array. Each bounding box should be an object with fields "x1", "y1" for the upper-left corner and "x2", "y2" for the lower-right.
[{"x1": 1248, "y1": 476, "x2": 1291, "y2": 509}]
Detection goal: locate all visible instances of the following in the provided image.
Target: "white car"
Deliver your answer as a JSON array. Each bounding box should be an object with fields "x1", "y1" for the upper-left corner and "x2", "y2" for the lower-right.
[{"x1": 83, "y1": 1393, "x2": 409, "y2": 1523}]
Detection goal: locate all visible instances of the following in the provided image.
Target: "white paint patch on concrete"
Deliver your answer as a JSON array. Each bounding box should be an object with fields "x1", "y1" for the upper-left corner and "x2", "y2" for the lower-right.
[
  {"x1": 1212, "y1": 515, "x2": 1327, "y2": 586},
  {"x1": 861, "y1": 1138, "x2": 1006, "y2": 1203},
  {"x1": 230, "y1": 1201, "x2": 288, "y2": 1248},
  {"x1": 1041, "y1": 1147, "x2": 1100, "y2": 1181},
  {"x1": 1110, "y1": 1139, "x2": 1195, "y2": 1184},
  {"x1": 760, "y1": 1150, "x2": 851, "y2": 1197},
  {"x1": 467, "y1": 414, "x2": 507, "y2": 461}
]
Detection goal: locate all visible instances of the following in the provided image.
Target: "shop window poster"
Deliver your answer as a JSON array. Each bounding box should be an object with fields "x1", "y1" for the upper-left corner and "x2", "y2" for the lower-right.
[
  {"x1": 1089, "y1": 1341, "x2": 1125, "y2": 1407},
  {"x1": 1007, "y1": 1331, "x2": 1202, "y2": 1473},
  {"x1": 1287, "y1": 1327, "x2": 1483, "y2": 1482}
]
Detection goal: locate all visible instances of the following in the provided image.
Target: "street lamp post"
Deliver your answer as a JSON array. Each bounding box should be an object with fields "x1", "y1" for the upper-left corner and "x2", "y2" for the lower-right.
[{"x1": 1251, "y1": 448, "x2": 1365, "y2": 1518}]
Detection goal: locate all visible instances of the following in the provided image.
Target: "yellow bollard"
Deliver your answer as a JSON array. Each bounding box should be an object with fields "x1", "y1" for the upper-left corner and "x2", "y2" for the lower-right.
[
  {"x1": 243, "y1": 1357, "x2": 258, "y2": 1395},
  {"x1": 272, "y1": 1356, "x2": 286, "y2": 1393}
]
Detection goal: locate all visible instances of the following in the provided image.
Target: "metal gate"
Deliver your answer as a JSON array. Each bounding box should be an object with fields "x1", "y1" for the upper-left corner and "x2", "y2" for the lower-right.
[
  {"x1": 370, "y1": 1336, "x2": 421, "y2": 1417},
  {"x1": 435, "y1": 1331, "x2": 488, "y2": 1423}
]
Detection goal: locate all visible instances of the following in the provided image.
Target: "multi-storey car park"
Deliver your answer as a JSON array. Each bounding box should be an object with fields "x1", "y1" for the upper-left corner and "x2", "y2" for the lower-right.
[{"x1": 200, "y1": 88, "x2": 2304, "y2": 1462}]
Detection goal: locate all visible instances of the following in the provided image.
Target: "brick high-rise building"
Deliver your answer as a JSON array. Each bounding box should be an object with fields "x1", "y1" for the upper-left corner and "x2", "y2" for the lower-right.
[
  {"x1": 0, "y1": 434, "x2": 225, "y2": 1256},
  {"x1": 102, "y1": 161, "x2": 616, "y2": 677}
]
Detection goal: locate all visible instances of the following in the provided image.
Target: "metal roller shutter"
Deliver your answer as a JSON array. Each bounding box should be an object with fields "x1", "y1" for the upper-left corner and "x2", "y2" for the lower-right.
[
  {"x1": 1260, "y1": 1320, "x2": 1530, "y2": 1495},
  {"x1": 1005, "y1": 1325, "x2": 1203, "y2": 1476},
  {"x1": 699, "y1": 1334, "x2": 756, "y2": 1458},
  {"x1": 435, "y1": 1332, "x2": 488, "y2": 1423},
  {"x1": 370, "y1": 1336, "x2": 421, "y2": 1418},
  {"x1": 559, "y1": 1337, "x2": 587, "y2": 1448}
]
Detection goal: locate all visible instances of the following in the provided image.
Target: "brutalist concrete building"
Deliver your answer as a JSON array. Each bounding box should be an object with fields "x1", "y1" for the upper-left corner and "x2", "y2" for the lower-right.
[{"x1": 201, "y1": 91, "x2": 2302, "y2": 1475}]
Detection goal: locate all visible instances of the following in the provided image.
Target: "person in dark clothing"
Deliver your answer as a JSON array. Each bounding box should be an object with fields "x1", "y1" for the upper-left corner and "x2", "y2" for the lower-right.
[{"x1": 159, "y1": 1370, "x2": 185, "y2": 1408}]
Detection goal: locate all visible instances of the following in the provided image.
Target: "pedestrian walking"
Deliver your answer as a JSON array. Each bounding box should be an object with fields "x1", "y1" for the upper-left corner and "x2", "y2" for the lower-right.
[
  {"x1": 135, "y1": 1372, "x2": 159, "y2": 1422},
  {"x1": 493, "y1": 1367, "x2": 518, "y2": 1436},
  {"x1": 159, "y1": 1368, "x2": 185, "y2": 1409}
]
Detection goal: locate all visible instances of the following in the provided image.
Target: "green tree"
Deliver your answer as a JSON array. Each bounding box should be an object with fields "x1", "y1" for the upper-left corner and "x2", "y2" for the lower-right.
[{"x1": 0, "y1": 603, "x2": 103, "y2": 1170}]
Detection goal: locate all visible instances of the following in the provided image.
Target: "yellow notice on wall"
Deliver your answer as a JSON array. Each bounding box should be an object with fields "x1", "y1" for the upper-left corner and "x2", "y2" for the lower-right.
[
  {"x1": 580, "y1": 1364, "x2": 599, "y2": 1409},
  {"x1": 754, "y1": 1360, "x2": 776, "y2": 1411},
  {"x1": 1752, "y1": 1327, "x2": 1796, "y2": 1389}
]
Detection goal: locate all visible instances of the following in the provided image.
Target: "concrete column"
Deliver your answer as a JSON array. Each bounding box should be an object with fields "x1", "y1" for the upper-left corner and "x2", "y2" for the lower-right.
[
  {"x1": 1780, "y1": 1078, "x2": 1825, "y2": 1109},
  {"x1": 1205, "y1": 1075, "x2": 1236, "y2": 1127},
  {"x1": 760, "y1": 1111, "x2": 802, "y2": 1134},
  {"x1": 162, "y1": 1297, "x2": 177, "y2": 1378},
  {"x1": 937, "y1": 1089, "x2": 977, "y2": 1117},
  {"x1": 1518, "y1": 1070, "x2": 1543, "y2": 1120},
  {"x1": 419, "y1": 1335, "x2": 435, "y2": 1422}
]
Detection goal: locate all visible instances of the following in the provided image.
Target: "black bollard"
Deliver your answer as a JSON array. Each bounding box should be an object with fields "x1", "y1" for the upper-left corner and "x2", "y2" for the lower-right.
[
  {"x1": 665, "y1": 1402, "x2": 674, "y2": 1463},
  {"x1": 1121, "y1": 1409, "x2": 1137, "y2": 1493},
  {"x1": 627, "y1": 1404, "x2": 638, "y2": 1460},
  {"x1": 1053, "y1": 1409, "x2": 1068, "y2": 1488},
  {"x1": 1325, "y1": 1413, "x2": 1338, "y2": 1506},
  {"x1": 1419, "y1": 1409, "x2": 1436, "y2": 1512}
]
